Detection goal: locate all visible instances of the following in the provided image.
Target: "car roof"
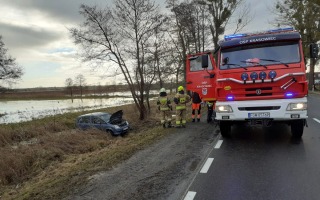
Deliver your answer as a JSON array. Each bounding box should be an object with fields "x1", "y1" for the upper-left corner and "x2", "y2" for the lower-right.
[{"x1": 78, "y1": 112, "x2": 110, "y2": 117}]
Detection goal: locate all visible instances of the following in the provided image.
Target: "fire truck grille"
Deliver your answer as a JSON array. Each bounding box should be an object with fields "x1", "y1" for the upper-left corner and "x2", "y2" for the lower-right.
[
  {"x1": 245, "y1": 87, "x2": 272, "y2": 97},
  {"x1": 238, "y1": 106, "x2": 281, "y2": 111}
]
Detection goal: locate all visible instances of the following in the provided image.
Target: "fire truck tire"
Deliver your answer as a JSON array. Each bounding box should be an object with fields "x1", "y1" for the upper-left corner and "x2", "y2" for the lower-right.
[
  {"x1": 291, "y1": 119, "x2": 304, "y2": 138},
  {"x1": 220, "y1": 121, "x2": 231, "y2": 138}
]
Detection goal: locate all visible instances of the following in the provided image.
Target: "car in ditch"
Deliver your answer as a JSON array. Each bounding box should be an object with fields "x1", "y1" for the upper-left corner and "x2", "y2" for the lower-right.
[{"x1": 75, "y1": 110, "x2": 129, "y2": 136}]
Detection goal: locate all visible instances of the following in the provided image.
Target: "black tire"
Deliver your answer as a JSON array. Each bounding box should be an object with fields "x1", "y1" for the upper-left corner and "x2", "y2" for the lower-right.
[
  {"x1": 220, "y1": 121, "x2": 232, "y2": 138},
  {"x1": 291, "y1": 119, "x2": 304, "y2": 139},
  {"x1": 106, "y1": 129, "x2": 115, "y2": 136}
]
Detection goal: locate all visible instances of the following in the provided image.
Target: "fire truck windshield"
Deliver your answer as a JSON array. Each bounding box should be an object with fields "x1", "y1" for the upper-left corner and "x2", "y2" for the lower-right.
[{"x1": 220, "y1": 41, "x2": 300, "y2": 70}]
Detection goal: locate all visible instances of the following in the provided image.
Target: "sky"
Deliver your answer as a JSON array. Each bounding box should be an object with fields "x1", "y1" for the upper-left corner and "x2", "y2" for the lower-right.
[{"x1": 0, "y1": 0, "x2": 278, "y2": 89}]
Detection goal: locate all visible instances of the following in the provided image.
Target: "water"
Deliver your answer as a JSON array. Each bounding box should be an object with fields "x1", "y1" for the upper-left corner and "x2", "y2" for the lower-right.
[{"x1": 0, "y1": 97, "x2": 134, "y2": 124}]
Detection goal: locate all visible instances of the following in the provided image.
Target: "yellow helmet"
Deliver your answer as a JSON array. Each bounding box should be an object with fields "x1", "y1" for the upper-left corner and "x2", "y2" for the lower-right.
[
  {"x1": 178, "y1": 86, "x2": 184, "y2": 92},
  {"x1": 159, "y1": 88, "x2": 166, "y2": 93}
]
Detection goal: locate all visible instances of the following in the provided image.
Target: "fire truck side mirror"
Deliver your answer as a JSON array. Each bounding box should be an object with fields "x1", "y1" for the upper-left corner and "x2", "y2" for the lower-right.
[
  {"x1": 201, "y1": 54, "x2": 209, "y2": 68},
  {"x1": 309, "y1": 43, "x2": 319, "y2": 58}
]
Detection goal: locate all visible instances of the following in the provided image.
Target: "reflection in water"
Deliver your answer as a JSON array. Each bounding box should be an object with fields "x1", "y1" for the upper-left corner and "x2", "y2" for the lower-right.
[{"x1": 0, "y1": 97, "x2": 133, "y2": 124}]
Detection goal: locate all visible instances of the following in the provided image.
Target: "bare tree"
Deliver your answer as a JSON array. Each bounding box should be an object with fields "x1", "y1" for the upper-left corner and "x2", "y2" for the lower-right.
[
  {"x1": 70, "y1": 0, "x2": 165, "y2": 120},
  {"x1": 0, "y1": 35, "x2": 23, "y2": 87},
  {"x1": 75, "y1": 74, "x2": 86, "y2": 99},
  {"x1": 65, "y1": 78, "x2": 74, "y2": 101}
]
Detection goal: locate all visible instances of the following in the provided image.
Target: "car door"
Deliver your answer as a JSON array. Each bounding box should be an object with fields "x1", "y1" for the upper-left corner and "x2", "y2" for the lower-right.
[
  {"x1": 92, "y1": 116, "x2": 104, "y2": 130},
  {"x1": 78, "y1": 116, "x2": 91, "y2": 130},
  {"x1": 186, "y1": 52, "x2": 217, "y2": 102}
]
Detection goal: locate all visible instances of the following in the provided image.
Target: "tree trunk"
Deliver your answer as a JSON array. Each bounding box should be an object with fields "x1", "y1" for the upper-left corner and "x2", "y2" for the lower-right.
[{"x1": 309, "y1": 58, "x2": 316, "y2": 90}]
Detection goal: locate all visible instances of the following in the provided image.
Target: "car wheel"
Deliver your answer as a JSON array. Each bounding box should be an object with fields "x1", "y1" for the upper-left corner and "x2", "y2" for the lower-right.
[
  {"x1": 291, "y1": 119, "x2": 304, "y2": 139},
  {"x1": 106, "y1": 129, "x2": 115, "y2": 136}
]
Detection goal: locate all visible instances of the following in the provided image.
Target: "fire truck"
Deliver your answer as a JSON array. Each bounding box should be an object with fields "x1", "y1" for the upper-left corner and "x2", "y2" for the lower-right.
[{"x1": 187, "y1": 27, "x2": 311, "y2": 138}]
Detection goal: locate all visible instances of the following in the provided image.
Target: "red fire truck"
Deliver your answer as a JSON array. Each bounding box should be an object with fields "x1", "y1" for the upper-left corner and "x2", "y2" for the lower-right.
[{"x1": 187, "y1": 27, "x2": 310, "y2": 138}]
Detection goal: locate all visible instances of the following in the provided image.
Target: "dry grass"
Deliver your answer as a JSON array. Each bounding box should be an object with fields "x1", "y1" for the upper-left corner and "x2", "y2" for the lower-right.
[{"x1": 0, "y1": 102, "x2": 180, "y2": 199}]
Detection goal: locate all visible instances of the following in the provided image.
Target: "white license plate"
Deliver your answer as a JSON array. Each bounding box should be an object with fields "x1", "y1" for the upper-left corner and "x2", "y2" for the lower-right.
[{"x1": 248, "y1": 112, "x2": 270, "y2": 118}]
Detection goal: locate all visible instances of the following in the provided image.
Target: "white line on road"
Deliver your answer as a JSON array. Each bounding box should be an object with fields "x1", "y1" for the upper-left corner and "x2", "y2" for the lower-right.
[
  {"x1": 200, "y1": 158, "x2": 214, "y2": 173},
  {"x1": 313, "y1": 118, "x2": 320, "y2": 124},
  {"x1": 184, "y1": 191, "x2": 197, "y2": 200},
  {"x1": 214, "y1": 140, "x2": 223, "y2": 149}
]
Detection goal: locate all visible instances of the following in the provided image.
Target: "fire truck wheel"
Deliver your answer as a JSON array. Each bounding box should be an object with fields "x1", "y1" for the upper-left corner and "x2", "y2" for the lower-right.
[
  {"x1": 291, "y1": 119, "x2": 304, "y2": 139},
  {"x1": 220, "y1": 121, "x2": 231, "y2": 138}
]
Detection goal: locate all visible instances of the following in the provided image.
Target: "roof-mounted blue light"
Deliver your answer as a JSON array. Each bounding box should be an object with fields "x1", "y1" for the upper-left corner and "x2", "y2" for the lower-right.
[
  {"x1": 224, "y1": 33, "x2": 247, "y2": 40},
  {"x1": 267, "y1": 27, "x2": 294, "y2": 33}
]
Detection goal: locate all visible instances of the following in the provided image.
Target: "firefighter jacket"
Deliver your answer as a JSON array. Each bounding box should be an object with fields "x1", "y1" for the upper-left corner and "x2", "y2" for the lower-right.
[
  {"x1": 174, "y1": 92, "x2": 191, "y2": 110},
  {"x1": 157, "y1": 97, "x2": 171, "y2": 111}
]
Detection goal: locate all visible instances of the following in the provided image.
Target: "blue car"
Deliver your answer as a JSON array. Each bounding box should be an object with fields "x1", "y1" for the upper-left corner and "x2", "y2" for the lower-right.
[{"x1": 75, "y1": 110, "x2": 129, "y2": 136}]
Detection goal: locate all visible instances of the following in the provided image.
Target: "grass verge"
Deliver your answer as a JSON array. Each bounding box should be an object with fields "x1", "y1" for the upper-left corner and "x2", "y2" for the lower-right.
[{"x1": 0, "y1": 102, "x2": 179, "y2": 199}]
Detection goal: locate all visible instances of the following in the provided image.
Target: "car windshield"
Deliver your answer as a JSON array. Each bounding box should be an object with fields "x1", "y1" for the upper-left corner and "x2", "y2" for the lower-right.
[
  {"x1": 99, "y1": 113, "x2": 111, "y2": 122},
  {"x1": 189, "y1": 55, "x2": 213, "y2": 71},
  {"x1": 220, "y1": 41, "x2": 300, "y2": 70}
]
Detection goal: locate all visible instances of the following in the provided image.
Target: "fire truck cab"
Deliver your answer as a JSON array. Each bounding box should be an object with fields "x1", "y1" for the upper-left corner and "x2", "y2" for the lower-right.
[
  {"x1": 201, "y1": 27, "x2": 309, "y2": 138},
  {"x1": 186, "y1": 51, "x2": 217, "y2": 102}
]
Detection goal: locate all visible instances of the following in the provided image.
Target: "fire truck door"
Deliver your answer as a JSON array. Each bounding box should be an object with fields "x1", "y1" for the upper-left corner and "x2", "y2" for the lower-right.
[{"x1": 186, "y1": 54, "x2": 216, "y2": 101}]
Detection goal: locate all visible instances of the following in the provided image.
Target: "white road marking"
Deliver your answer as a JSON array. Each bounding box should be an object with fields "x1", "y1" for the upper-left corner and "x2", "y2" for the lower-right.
[
  {"x1": 200, "y1": 158, "x2": 214, "y2": 173},
  {"x1": 184, "y1": 191, "x2": 197, "y2": 200},
  {"x1": 214, "y1": 140, "x2": 223, "y2": 149},
  {"x1": 313, "y1": 118, "x2": 320, "y2": 124}
]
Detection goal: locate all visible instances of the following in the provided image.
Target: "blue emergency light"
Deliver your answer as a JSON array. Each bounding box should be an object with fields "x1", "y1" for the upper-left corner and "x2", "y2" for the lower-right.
[
  {"x1": 267, "y1": 27, "x2": 294, "y2": 33},
  {"x1": 268, "y1": 71, "x2": 277, "y2": 79},
  {"x1": 224, "y1": 33, "x2": 247, "y2": 40},
  {"x1": 227, "y1": 95, "x2": 234, "y2": 101},
  {"x1": 285, "y1": 92, "x2": 293, "y2": 98}
]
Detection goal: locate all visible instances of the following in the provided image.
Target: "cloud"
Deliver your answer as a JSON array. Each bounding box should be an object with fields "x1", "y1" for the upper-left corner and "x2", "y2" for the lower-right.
[
  {"x1": 0, "y1": 0, "x2": 110, "y2": 23},
  {"x1": 0, "y1": 21, "x2": 62, "y2": 50}
]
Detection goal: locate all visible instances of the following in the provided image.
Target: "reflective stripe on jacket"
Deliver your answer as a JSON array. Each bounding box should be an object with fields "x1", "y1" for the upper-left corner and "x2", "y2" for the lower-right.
[
  {"x1": 174, "y1": 93, "x2": 190, "y2": 110},
  {"x1": 158, "y1": 97, "x2": 170, "y2": 111}
]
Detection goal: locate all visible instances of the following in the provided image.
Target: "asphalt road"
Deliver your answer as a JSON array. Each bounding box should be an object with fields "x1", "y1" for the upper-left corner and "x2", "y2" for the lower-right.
[{"x1": 183, "y1": 93, "x2": 320, "y2": 200}]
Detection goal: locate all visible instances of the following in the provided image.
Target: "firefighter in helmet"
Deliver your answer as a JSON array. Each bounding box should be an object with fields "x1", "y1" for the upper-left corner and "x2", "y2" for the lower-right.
[
  {"x1": 157, "y1": 88, "x2": 172, "y2": 128},
  {"x1": 174, "y1": 86, "x2": 191, "y2": 127}
]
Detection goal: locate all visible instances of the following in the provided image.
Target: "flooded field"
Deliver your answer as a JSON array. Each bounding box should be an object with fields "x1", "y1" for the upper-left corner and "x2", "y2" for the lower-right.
[{"x1": 0, "y1": 97, "x2": 134, "y2": 124}]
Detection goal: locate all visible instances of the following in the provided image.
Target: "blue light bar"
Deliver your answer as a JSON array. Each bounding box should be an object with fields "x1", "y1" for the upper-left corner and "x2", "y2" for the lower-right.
[
  {"x1": 227, "y1": 95, "x2": 234, "y2": 101},
  {"x1": 285, "y1": 92, "x2": 293, "y2": 98},
  {"x1": 267, "y1": 27, "x2": 294, "y2": 33},
  {"x1": 224, "y1": 33, "x2": 247, "y2": 40}
]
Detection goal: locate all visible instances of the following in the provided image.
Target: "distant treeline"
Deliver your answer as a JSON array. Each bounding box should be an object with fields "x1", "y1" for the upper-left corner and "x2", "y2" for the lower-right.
[{"x1": 0, "y1": 82, "x2": 179, "y2": 100}]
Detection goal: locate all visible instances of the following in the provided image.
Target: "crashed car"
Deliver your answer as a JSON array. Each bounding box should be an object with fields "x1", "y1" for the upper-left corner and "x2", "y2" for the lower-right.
[{"x1": 75, "y1": 110, "x2": 129, "y2": 136}]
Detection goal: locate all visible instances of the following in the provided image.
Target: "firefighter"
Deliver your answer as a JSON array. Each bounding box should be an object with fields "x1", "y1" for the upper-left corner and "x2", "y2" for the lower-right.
[
  {"x1": 157, "y1": 88, "x2": 172, "y2": 128},
  {"x1": 207, "y1": 101, "x2": 216, "y2": 123},
  {"x1": 174, "y1": 86, "x2": 191, "y2": 127},
  {"x1": 191, "y1": 91, "x2": 202, "y2": 122}
]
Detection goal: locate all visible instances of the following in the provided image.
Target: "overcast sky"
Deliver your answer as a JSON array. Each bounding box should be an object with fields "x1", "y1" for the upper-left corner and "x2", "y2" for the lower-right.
[{"x1": 0, "y1": 0, "x2": 277, "y2": 89}]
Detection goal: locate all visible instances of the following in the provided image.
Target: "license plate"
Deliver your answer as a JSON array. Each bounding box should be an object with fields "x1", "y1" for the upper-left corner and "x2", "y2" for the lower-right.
[{"x1": 248, "y1": 112, "x2": 270, "y2": 118}]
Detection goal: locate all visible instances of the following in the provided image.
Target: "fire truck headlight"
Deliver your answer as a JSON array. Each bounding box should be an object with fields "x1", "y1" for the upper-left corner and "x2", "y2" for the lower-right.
[
  {"x1": 216, "y1": 105, "x2": 233, "y2": 113},
  {"x1": 268, "y1": 70, "x2": 277, "y2": 79},
  {"x1": 286, "y1": 102, "x2": 307, "y2": 111},
  {"x1": 259, "y1": 71, "x2": 267, "y2": 80},
  {"x1": 241, "y1": 73, "x2": 248, "y2": 81},
  {"x1": 250, "y1": 72, "x2": 258, "y2": 80}
]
